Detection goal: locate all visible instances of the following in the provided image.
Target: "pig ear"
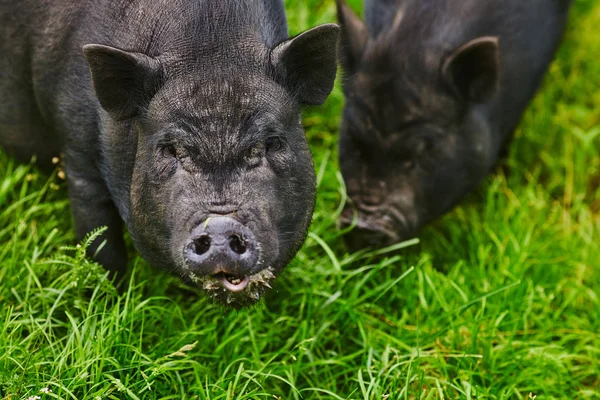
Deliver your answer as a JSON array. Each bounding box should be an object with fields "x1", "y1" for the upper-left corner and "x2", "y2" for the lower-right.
[
  {"x1": 271, "y1": 24, "x2": 340, "y2": 105},
  {"x1": 336, "y1": 0, "x2": 368, "y2": 75},
  {"x1": 83, "y1": 44, "x2": 163, "y2": 121},
  {"x1": 442, "y1": 36, "x2": 500, "y2": 103}
]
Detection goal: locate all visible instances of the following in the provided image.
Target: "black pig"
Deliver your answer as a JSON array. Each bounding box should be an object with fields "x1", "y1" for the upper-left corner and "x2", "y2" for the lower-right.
[
  {"x1": 0, "y1": 0, "x2": 339, "y2": 307},
  {"x1": 336, "y1": 0, "x2": 570, "y2": 249}
]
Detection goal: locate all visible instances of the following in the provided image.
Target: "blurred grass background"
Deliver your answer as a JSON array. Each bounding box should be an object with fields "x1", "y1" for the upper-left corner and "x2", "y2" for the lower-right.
[{"x1": 0, "y1": 0, "x2": 599, "y2": 398}]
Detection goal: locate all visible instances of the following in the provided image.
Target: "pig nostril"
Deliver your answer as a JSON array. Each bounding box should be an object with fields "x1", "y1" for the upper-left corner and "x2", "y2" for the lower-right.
[
  {"x1": 193, "y1": 235, "x2": 211, "y2": 255},
  {"x1": 361, "y1": 196, "x2": 383, "y2": 208},
  {"x1": 229, "y1": 234, "x2": 247, "y2": 254}
]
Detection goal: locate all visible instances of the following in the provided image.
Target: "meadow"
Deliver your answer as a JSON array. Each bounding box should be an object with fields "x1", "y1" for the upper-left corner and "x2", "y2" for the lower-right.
[{"x1": 1, "y1": 0, "x2": 599, "y2": 398}]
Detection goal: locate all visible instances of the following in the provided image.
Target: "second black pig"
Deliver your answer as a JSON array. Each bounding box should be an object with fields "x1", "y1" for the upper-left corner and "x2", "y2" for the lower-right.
[{"x1": 336, "y1": 0, "x2": 570, "y2": 249}]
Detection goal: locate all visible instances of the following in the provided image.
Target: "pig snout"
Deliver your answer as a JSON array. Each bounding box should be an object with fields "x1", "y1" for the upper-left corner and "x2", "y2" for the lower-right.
[
  {"x1": 185, "y1": 216, "x2": 259, "y2": 290},
  {"x1": 340, "y1": 205, "x2": 412, "y2": 252},
  {"x1": 343, "y1": 224, "x2": 396, "y2": 252}
]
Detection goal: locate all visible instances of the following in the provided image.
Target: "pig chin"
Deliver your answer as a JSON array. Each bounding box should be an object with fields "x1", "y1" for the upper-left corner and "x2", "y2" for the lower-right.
[{"x1": 186, "y1": 266, "x2": 277, "y2": 309}]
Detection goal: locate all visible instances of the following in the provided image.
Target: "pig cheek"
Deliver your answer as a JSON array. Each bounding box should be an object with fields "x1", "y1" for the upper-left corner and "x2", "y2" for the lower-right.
[
  {"x1": 267, "y1": 154, "x2": 315, "y2": 271},
  {"x1": 278, "y1": 178, "x2": 310, "y2": 246},
  {"x1": 278, "y1": 162, "x2": 316, "y2": 264},
  {"x1": 263, "y1": 176, "x2": 290, "y2": 266},
  {"x1": 128, "y1": 166, "x2": 175, "y2": 268}
]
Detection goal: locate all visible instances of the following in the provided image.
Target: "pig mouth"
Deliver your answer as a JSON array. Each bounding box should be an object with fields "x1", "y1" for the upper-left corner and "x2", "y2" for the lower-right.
[
  {"x1": 188, "y1": 267, "x2": 276, "y2": 308},
  {"x1": 216, "y1": 272, "x2": 249, "y2": 292}
]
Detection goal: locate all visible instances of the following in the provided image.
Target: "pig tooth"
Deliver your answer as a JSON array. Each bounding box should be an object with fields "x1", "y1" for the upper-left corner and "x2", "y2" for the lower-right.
[
  {"x1": 263, "y1": 281, "x2": 272, "y2": 289},
  {"x1": 250, "y1": 291, "x2": 260, "y2": 300}
]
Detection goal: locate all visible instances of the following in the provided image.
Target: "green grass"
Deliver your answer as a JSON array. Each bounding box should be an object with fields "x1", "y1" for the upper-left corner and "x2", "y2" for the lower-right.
[{"x1": 1, "y1": 0, "x2": 599, "y2": 398}]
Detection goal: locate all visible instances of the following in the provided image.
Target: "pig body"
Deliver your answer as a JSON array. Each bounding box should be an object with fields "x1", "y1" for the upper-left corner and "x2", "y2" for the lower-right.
[
  {"x1": 0, "y1": 0, "x2": 339, "y2": 306},
  {"x1": 336, "y1": 0, "x2": 571, "y2": 249}
]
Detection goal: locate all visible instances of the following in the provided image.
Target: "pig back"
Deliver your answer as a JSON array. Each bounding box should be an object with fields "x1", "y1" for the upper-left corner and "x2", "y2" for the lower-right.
[
  {"x1": 429, "y1": 0, "x2": 571, "y2": 142},
  {"x1": 371, "y1": 0, "x2": 570, "y2": 146}
]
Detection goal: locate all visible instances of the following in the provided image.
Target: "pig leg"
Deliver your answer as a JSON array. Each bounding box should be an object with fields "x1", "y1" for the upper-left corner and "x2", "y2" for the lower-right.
[
  {"x1": 64, "y1": 162, "x2": 127, "y2": 280},
  {"x1": 0, "y1": 59, "x2": 60, "y2": 169}
]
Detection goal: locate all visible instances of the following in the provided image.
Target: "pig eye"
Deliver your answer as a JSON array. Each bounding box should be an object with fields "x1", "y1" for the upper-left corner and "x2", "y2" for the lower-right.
[
  {"x1": 161, "y1": 144, "x2": 178, "y2": 159},
  {"x1": 265, "y1": 136, "x2": 283, "y2": 153},
  {"x1": 417, "y1": 139, "x2": 434, "y2": 154},
  {"x1": 159, "y1": 144, "x2": 189, "y2": 161},
  {"x1": 403, "y1": 160, "x2": 416, "y2": 172},
  {"x1": 155, "y1": 143, "x2": 181, "y2": 178}
]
